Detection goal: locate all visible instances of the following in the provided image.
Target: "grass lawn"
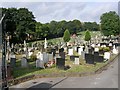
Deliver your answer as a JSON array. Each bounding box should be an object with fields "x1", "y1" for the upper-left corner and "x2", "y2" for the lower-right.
[{"x1": 12, "y1": 51, "x2": 117, "y2": 79}]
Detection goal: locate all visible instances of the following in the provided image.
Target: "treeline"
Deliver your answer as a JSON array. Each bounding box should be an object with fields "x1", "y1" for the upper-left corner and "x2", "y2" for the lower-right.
[{"x1": 2, "y1": 8, "x2": 119, "y2": 44}]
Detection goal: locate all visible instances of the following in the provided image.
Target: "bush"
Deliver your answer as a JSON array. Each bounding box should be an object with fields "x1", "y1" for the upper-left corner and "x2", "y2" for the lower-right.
[
  {"x1": 30, "y1": 54, "x2": 37, "y2": 62},
  {"x1": 84, "y1": 30, "x2": 91, "y2": 41},
  {"x1": 63, "y1": 29, "x2": 71, "y2": 42},
  {"x1": 99, "y1": 47, "x2": 110, "y2": 52}
]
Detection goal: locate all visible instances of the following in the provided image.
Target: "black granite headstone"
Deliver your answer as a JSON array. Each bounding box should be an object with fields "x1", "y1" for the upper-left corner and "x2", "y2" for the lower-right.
[
  {"x1": 94, "y1": 55, "x2": 104, "y2": 62},
  {"x1": 56, "y1": 58, "x2": 65, "y2": 69},
  {"x1": 85, "y1": 53, "x2": 94, "y2": 64}
]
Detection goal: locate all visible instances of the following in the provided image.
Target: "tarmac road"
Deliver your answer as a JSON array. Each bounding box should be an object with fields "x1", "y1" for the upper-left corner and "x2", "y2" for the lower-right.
[{"x1": 9, "y1": 54, "x2": 119, "y2": 89}]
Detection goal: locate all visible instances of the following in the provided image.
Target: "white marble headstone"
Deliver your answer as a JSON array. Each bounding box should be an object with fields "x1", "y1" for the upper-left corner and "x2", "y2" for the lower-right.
[
  {"x1": 74, "y1": 58, "x2": 79, "y2": 65},
  {"x1": 109, "y1": 43, "x2": 112, "y2": 46},
  {"x1": 68, "y1": 48, "x2": 73, "y2": 55},
  {"x1": 78, "y1": 48, "x2": 83, "y2": 55},
  {"x1": 104, "y1": 52, "x2": 110, "y2": 60},
  {"x1": 112, "y1": 46, "x2": 118, "y2": 54}
]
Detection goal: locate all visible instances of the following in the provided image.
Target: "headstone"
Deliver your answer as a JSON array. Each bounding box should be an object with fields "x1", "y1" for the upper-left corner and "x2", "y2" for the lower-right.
[
  {"x1": 81, "y1": 51, "x2": 85, "y2": 59},
  {"x1": 21, "y1": 57, "x2": 28, "y2": 68},
  {"x1": 48, "y1": 53, "x2": 53, "y2": 61},
  {"x1": 74, "y1": 58, "x2": 79, "y2": 65},
  {"x1": 10, "y1": 54, "x2": 16, "y2": 68},
  {"x1": 56, "y1": 58, "x2": 65, "y2": 69},
  {"x1": 78, "y1": 48, "x2": 83, "y2": 55},
  {"x1": 85, "y1": 46, "x2": 89, "y2": 53},
  {"x1": 68, "y1": 48, "x2": 73, "y2": 55},
  {"x1": 85, "y1": 53, "x2": 94, "y2": 64},
  {"x1": 104, "y1": 52, "x2": 110, "y2": 60},
  {"x1": 94, "y1": 55, "x2": 104, "y2": 62},
  {"x1": 43, "y1": 52, "x2": 49, "y2": 63},
  {"x1": 112, "y1": 45, "x2": 118, "y2": 54},
  {"x1": 59, "y1": 52, "x2": 65, "y2": 60},
  {"x1": 36, "y1": 59, "x2": 45, "y2": 68}
]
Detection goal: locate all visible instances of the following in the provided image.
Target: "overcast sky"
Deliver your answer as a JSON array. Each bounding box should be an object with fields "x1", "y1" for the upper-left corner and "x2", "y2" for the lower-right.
[{"x1": 0, "y1": 1, "x2": 119, "y2": 23}]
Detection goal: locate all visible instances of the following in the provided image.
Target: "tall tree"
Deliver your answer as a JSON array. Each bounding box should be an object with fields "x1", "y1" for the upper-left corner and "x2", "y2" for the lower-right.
[
  {"x1": 100, "y1": 11, "x2": 119, "y2": 36},
  {"x1": 84, "y1": 30, "x2": 91, "y2": 42},
  {"x1": 63, "y1": 29, "x2": 71, "y2": 43}
]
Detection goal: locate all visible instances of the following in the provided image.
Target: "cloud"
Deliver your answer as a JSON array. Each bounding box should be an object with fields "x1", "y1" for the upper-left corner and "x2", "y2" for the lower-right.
[{"x1": 0, "y1": 2, "x2": 118, "y2": 23}]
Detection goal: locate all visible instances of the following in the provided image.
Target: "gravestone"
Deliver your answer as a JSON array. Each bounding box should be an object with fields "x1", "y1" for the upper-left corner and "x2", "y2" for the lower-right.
[
  {"x1": 59, "y1": 48, "x2": 64, "y2": 53},
  {"x1": 36, "y1": 59, "x2": 45, "y2": 68},
  {"x1": 78, "y1": 47, "x2": 83, "y2": 55},
  {"x1": 104, "y1": 52, "x2": 110, "y2": 61},
  {"x1": 10, "y1": 54, "x2": 16, "y2": 68},
  {"x1": 43, "y1": 52, "x2": 49, "y2": 63},
  {"x1": 94, "y1": 55, "x2": 104, "y2": 62},
  {"x1": 51, "y1": 48, "x2": 56, "y2": 57},
  {"x1": 48, "y1": 53, "x2": 53, "y2": 61},
  {"x1": 112, "y1": 45, "x2": 118, "y2": 54},
  {"x1": 68, "y1": 48, "x2": 73, "y2": 55},
  {"x1": 56, "y1": 58, "x2": 65, "y2": 70},
  {"x1": 74, "y1": 58, "x2": 79, "y2": 65},
  {"x1": 85, "y1": 53, "x2": 94, "y2": 64},
  {"x1": 21, "y1": 57, "x2": 28, "y2": 68},
  {"x1": 59, "y1": 52, "x2": 65, "y2": 60},
  {"x1": 84, "y1": 46, "x2": 89, "y2": 53},
  {"x1": 81, "y1": 51, "x2": 85, "y2": 59}
]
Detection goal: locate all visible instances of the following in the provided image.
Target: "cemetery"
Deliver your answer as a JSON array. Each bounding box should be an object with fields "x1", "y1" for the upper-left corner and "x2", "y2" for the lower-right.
[
  {"x1": 5, "y1": 31, "x2": 119, "y2": 82},
  {"x1": 1, "y1": 7, "x2": 119, "y2": 89}
]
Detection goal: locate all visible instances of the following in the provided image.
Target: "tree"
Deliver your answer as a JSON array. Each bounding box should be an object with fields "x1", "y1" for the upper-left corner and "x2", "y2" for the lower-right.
[
  {"x1": 84, "y1": 30, "x2": 91, "y2": 41},
  {"x1": 100, "y1": 11, "x2": 119, "y2": 36},
  {"x1": 2, "y1": 8, "x2": 36, "y2": 44},
  {"x1": 63, "y1": 29, "x2": 71, "y2": 42}
]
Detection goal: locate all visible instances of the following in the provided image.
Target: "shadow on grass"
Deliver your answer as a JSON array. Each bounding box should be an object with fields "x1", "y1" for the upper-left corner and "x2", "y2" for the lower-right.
[{"x1": 13, "y1": 60, "x2": 42, "y2": 78}]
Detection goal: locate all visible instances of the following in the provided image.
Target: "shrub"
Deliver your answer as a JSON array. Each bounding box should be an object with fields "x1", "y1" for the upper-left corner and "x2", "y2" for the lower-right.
[{"x1": 30, "y1": 54, "x2": 37, "y2": 62}]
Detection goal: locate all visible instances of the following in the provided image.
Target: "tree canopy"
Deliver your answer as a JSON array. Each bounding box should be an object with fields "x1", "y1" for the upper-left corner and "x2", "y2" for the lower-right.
[{"x1": 100, "y1": 11, "x2": 119, "y2": 36}]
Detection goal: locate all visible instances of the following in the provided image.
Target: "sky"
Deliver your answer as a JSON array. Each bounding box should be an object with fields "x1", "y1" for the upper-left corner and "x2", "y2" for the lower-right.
[{"x1": 0, "y1": 0, "x2": 119, "y2": 24}]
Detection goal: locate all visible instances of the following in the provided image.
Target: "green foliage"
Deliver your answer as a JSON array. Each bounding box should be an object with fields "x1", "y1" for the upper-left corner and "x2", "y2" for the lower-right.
[
  {"x1": 100, "y1": 11, "x2": 119, "y2": 36},
  {"x1": 63, "y1": 29, "x2": 71, "y2": 42},
  {"x1": 84, "y1": 30, "x2": 91, "y2": 41},
  {"x1": 99, "y1": 47, "x2": 110, "y2": 52},
  {"x1": 83, "y1": 22, "x2": 100, "y2": 31},
  {"x1": 2, "y1": 8, "x2": 36, "y2": 43},
  {"x1": 30, "y1": 54, "x2": 37, "y2": 62}
]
